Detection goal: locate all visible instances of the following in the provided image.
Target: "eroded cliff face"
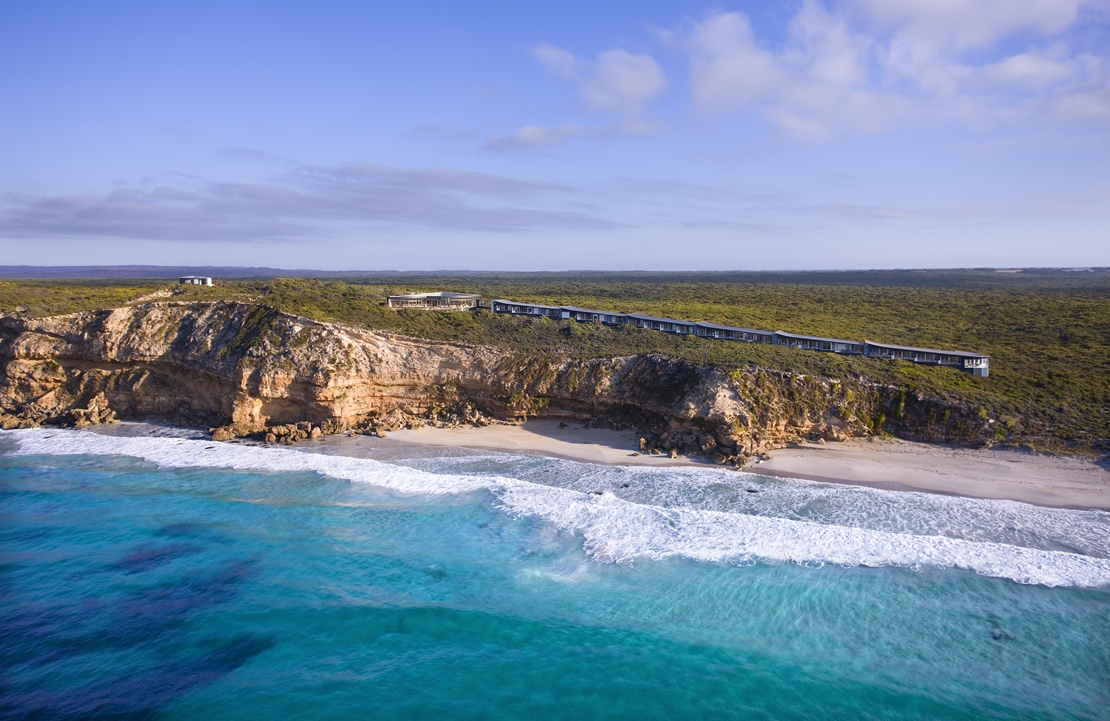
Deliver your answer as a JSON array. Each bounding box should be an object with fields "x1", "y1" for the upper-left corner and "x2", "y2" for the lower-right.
[{"x1": 0, "y1": 302, "x2": 996, "y2": 462}]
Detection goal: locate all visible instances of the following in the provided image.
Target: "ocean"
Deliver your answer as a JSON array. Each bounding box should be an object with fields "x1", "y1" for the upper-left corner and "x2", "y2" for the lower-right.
[{"x1": 2, "y1": 425, "x2": 1108, "y2": 720}]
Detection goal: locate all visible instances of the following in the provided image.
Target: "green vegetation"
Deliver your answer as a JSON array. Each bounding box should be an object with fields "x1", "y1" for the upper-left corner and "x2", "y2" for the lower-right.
[
  {"x1": 2, "y1": 269, "x2": 1108, "y2": 450},
  {"x1": 0, "y1": 279, "x2": 162, "y2": 317}
]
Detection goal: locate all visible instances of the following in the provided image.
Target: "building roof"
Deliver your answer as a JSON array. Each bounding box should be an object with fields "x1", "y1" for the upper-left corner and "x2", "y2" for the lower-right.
[
  {"x1": 864, "y1": 340, "x2": 987, "y2": 359},
  {"x1": 625, "y1": 313, "x2": 696, "y2": 326},
  {"x1": 560, "y1": 305, "x2": 617, "y2": 315},
  {"x1": 388, "y1": 292, "x2": 480, "y2": 299},
  {"x1": 483, "y1": 297, "x2": 988, "y2": 362},
  {"x1": 775, "y1": 331, "x2": 862, "y2": 345},
  {"x1": 490, "y1": 299, "x2": 563, "y2": 311},
  {"x1": 696, "y1": 321, "x2": 772, "y2": 335}
]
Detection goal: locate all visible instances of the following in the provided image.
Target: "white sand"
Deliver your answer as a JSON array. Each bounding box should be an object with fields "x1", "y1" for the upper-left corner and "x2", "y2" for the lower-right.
[
  {"x1": 386, "y1": 421, "x2": 1110, "y2": 510},
  {"x1": 743, "y1": 438, "x2": 1110, "y2": 511},
  {"x1": 386, "y1": 420, "x2": 701, "y2": 467}
]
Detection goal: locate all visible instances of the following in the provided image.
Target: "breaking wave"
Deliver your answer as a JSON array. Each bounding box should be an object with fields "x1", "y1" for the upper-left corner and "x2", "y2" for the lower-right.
[{"x1": 6, "y1": 428, "x2": 1110, "y2": 588}]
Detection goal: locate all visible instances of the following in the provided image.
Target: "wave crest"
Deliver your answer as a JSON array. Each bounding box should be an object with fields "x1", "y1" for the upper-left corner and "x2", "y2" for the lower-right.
[{"x1": 6, "y1": 428, "x2": 1109, "y2": 588}]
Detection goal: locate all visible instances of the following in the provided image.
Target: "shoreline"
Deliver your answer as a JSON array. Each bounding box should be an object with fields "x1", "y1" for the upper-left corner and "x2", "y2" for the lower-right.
[
  {"x1": 385, "y1": 420, "x2": 1110, "y2": 511},
  {"x1": 13, "y1": 419, "x2": 1109, "y2": 511},
  {"x1": 741, "y1": 437, "x2": 1110, "y2": 511}
]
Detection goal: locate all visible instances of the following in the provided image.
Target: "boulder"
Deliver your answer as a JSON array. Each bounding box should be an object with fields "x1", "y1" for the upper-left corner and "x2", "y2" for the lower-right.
[{"x1": 210, "y1": 426, "x2": 236, "y2": 442}]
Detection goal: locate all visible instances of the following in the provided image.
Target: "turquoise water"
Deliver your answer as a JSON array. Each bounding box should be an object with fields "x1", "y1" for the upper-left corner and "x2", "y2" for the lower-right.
[{"x1": 2, "y1": 428, "x2": 1108, "y2": 719}]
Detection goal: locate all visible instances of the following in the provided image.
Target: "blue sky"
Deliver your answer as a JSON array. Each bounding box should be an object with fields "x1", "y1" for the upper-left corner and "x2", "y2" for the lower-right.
[{"x1": 1, "y1": 0, "x2": 1108, "y2": 270}]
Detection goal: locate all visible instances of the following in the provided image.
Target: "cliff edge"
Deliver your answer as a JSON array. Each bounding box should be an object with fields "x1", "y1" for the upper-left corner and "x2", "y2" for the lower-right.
[{"x1": 0, "y1": 301, "x2": 998, "y2": 462}]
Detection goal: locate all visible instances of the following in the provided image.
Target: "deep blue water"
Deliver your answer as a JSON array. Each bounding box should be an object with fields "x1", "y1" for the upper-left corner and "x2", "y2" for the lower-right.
[{"x1": 2, "y1": 427, "x2": 1109, "y2": 720}]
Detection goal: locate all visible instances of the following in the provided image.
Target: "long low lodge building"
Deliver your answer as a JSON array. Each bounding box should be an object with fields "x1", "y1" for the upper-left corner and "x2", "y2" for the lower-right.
[
  {"x1": 472, "y1": 299, "x2": 988, "y2": 376},
  {"x1": 775, "y1": 331, "x2": 865, "y2": 355},
  {"x1": 862, "y1": 341, "x2": 989, "y2": 376}
]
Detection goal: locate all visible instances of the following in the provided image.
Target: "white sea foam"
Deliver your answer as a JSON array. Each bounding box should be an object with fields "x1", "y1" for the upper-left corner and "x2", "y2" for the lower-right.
[
  {"x1": 6, "y1": 428, "x2": 1110, "y2": 588},
  {"x1": 403, "y1": 452, "x2": 1110, "y2": 559},
  {"x1": 494, "y1": 485, "x2": 1110, "y2": 587},
  {"x1": 3, "y1": 428, "x2": 496, "y2": 496}
]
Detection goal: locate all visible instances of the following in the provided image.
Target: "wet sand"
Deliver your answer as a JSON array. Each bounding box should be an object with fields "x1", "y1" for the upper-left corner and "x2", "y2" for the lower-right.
[{"x1": 386, "y1": 421, "x2": 1110, "y2": 510}]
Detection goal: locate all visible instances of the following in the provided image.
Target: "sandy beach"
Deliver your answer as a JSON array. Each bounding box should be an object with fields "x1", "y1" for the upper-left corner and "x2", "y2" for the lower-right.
[
  {"x1": 744, "y1": 438, "x2": 1110, "y2": 511},
  {"x1": 387, "y1": 420, "x2": 698, "y2": 467},
  {"x1": 386, "y1": 420, "x2": 1110, "y2": 510}
]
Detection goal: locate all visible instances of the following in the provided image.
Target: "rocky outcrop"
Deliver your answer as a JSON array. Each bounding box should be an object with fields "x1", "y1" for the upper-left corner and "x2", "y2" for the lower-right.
[{"x1": 0, "y1": 302, "x2": 999, "y2": 462}]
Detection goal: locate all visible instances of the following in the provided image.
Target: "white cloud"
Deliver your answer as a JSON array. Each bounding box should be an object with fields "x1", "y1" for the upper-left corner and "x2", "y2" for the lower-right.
[
  {"x1": 581, "y1": 49, "x2": 668, "y2": 112},
  {"x1": 685, "y1": 12, "x2": 783, "y2": 110},
  {"x1": 1048, "y1": 73, "x2": 1110, "y2": 119},
  {"x1": 977, "y1": 49, "x2": 1076, "y2": 88},
  {"x1": 675, "y1": 1, "x2": 1110, "y2": 141},
  {"x1": 682, "y1": 5, "x2": 912, "y2": 141},
  {"x1": 534, "y1": 43, "x2": 581, "y2": 81},
  {"x1": 849, "y1": 0, "x2": 1085, "y2": 48},
  {"x1": 486, "y1": 123, "x2": 582, "y2": 151},
  {"x1": 533, "y1": 44, "x2": 667, "y2": 114},
  {"x1": 495, "y1": 45, "x2": 669, "y2": 151}
]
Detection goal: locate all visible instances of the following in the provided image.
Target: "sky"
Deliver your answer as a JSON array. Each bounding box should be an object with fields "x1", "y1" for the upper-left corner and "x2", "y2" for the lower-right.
[{"x1": 1, "y1": 0, "x2": 1108, "y2": 271}]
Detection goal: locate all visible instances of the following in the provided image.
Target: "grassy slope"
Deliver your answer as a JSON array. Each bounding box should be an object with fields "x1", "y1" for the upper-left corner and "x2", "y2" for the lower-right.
[{"x1": 2, "y1": 270, "x2": 1107, "y2": 449}]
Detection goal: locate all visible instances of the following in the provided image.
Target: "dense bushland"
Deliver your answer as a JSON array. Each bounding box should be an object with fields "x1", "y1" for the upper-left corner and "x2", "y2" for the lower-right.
[{"x1": 2, "y1": 269, "x2": 1107, "y2": 451}]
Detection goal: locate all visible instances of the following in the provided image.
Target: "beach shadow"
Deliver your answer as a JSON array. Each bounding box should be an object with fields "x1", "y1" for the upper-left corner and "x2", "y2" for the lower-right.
[{"x1": 515, "y1": 419, "x2": 636, "y2": 449}]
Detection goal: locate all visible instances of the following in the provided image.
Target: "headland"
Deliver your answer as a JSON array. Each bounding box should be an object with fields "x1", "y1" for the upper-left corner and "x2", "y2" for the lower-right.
[{"x1": 2, "y1": 271, "x2": 1108, "y2": 511}]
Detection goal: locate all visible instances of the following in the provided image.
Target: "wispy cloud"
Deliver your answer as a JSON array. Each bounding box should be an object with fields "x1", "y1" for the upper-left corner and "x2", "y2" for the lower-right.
[
  {"x1": 0, "y1": 163, "x2": 617, "y2": 242},
  {"x1": 222, "y1": 147, "x2": 287, "y2": 163},
  {"x1": 534, "y1": 44, "x2": 668, "y2": 114},
  {"x1": 489, "y1": 43, "x2": 669, "y2": 151},
  {"x1": 663, "y1": 0, "x2": 1110, "y2": 142},
  {"x1": 486, "y1": 118, "x2": 664, "y2": 152},
  {"x1": 485, "y1": 123, "x2": 582, "y2": 151},
  {"x1": 612, "y1": 174, "x2": 1092, "y2": 229},
  {"x1": 847, "y1": 0, "x2": 1087, "y2": 48},
  {"x1": 403, "y1": 123, "x2": 480, "y2": 142}
]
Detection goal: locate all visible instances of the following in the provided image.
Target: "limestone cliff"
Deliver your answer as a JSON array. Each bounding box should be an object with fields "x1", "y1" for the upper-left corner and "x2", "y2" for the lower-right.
[{"x1": 0, "y1": 301, "x2": 997, "y2": 462}]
